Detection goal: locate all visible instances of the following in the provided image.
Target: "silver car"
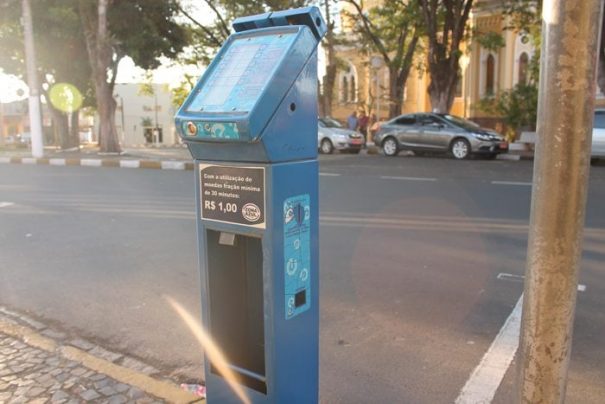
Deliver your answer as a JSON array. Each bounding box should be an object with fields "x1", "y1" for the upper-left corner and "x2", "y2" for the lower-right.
[
  {"x1": 592, "y1": 109, "x2": 605, "y2": 162},
  {"x1": 318, "y1": 117, "x2": 364, "y2": 154},
  {"x1": 374, "y1": 113, "x2": 509, "y2": 159}
]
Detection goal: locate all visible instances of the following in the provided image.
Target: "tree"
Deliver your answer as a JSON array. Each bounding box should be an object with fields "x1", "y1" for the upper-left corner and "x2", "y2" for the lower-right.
[
  {"x1": 319, "y1": 0, "x2": 339, "y2": 117},
  {"x1": 344, "y1": 0, "x2": 423, "y2": 118},
  {"x1": 177, "y1": 0, "x2": 309, "y2": 66},
  {"x1": 78, "y1": 0, "x2": 187, "y2": 153},
  {"x1": 419, "y1": 0, "x2": 473, "y2": 113},
  {"x1": 0, "y1": 0, "x2": 93, "y2": 150}
]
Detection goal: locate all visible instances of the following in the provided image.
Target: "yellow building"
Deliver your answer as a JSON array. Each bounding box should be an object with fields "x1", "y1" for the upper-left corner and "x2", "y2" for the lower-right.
[{"x1": 329, "y1": 0, "x2": 604, "y2": 130}]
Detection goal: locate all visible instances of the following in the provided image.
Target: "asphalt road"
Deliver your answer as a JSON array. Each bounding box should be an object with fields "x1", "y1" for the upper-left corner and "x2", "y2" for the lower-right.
[{"x1": 1, "y1": 154, "x2": 604, "y2": 403}]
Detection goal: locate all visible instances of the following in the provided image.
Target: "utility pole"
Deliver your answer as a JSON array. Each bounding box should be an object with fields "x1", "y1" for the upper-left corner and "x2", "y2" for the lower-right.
[
  {"x1": 21, "y1": 0, "x2": 44, "y2": 157},
  {"x1": 517, "y1": 1, "x2": 604, "y2": 403}
]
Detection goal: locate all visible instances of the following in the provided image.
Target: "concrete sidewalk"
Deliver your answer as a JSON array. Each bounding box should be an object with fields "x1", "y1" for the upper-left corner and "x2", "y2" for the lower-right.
[{"x1": 0, "y1": 308, "x2": 202, "y2": 404}]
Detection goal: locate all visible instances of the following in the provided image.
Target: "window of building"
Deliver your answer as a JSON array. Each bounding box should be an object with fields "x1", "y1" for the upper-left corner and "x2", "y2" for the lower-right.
[
  {"x1": 341, "y1": 76, "x2": 349, "y2": 103},
  {"x1": 338, "y1": 62, "x2": 358, "y2": 104},
  {"x1": 518, "y1": 52, "x2": 529, "y2": 85},
  {"x1": 486, "y1": 54, "x2": 495, "y2": 96}
]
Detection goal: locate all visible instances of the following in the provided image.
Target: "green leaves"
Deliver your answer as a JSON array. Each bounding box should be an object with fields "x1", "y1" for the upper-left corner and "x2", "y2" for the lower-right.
[{"x1": 478, "y1": 83, "x2": 538, "y2": 136}]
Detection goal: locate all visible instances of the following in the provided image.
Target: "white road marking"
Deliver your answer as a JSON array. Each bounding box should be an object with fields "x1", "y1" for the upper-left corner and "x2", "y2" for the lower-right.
[
  {"x1": 380, "y1": 176, "x2": 437, "y2": 182},
  {"x1": 497, "y1": 272, "x2": 586, "y2": 292},
  {"x1": 0, "y1": 202, "x2": 15, "y2": 208},
  {"x1": 455, "y1": 295, "x2": 523, "y2": 404},
  {"x1": 319, "y1": 172, "x2": 341, "y2": 177},
  {"x1": 0, "y1": 157, "x2": 10, "y2": 163},
  {"x1": 81, "y1": 159, "x2": 102, "y2": 167},
  {"x1": 491, "y1": 181, "x2": 532, "y2": 186}
]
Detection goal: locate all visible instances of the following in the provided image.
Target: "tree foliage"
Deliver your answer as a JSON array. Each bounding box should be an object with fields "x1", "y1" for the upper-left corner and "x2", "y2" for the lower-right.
[
  {"x1": 478, "y1": 83, "x2": 538, "y2": 139},
  {"x1": 78, "y1": 0, "x2": 187, "y2": 152},
  {"x1": 344, "y1": 0, "x2": 423, "y2": 118},
  {"x1": 1, "y1": 0, "x2": 188, "y2": 152},
  {"x1": 0, "y1": 0, "x2": 93, "y2": 149},
  {"x1": 177, "y1": 0, "x2": 309, "y2": 66}
]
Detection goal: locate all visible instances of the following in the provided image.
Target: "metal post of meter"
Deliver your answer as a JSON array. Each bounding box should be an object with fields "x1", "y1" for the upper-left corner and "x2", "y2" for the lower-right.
[
  {"x1": 517, "y1": 0, "x2": 604, "y2": 403},
  {"x1": 22, "y1": 0, "x2": 44, "y2": 158}
]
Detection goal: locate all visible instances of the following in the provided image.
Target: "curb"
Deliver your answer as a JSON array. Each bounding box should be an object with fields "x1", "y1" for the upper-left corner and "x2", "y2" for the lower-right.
[
  {"x1": 0, "y1": 307, "x2": 202, "y2": 403},
  {"x1": 0, "y1": 156, "x2": 195, "y2": 171}
]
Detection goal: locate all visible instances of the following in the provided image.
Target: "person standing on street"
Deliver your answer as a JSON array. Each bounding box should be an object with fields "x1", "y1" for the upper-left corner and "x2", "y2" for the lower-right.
[
  {"x1": 347, "y1": 110, "x2": 358, "y2": 131},
  {"x1": 357, "y1": 110, "x2": 369, "y2": 145}
]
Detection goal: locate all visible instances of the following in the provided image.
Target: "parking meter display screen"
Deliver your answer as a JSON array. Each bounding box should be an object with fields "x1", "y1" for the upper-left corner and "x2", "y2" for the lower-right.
[{"x1": 187, "y1": 33, "x2": 296, "y2": 114}]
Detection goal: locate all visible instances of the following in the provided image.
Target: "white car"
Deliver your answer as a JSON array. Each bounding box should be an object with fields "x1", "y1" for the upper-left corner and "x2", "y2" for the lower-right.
[
  {"x1": 592, "y1": 109, "x2": 605, "y2": 162},
  {"x1": 318, "y1": 117, "x2": 364, "y2": 154}
]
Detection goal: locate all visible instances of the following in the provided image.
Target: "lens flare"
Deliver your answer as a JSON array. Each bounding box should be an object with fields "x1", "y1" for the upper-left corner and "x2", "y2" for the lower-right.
[{"x1": 164, "y1": 296, "x2": 251, "y2": 404}]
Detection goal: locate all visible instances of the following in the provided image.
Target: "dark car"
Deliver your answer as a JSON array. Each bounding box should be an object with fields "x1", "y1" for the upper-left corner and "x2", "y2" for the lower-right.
[{"x1": 373, "y1": 113, "x2": 509, "y2": 159}]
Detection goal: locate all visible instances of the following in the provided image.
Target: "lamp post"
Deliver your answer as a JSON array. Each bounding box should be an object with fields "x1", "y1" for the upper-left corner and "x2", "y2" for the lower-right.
[{"x1": 22, "y1": 0, "x2": 44, "y2": 157}]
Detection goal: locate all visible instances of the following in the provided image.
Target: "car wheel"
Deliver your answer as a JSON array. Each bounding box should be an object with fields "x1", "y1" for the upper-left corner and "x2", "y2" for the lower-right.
[
  {"x1": 450, "y1": 138, "x2": 471, "y2": 160},
  {"x1": 382, "y1": 137, "x2": 399, "y2": 157},
  {"x1": 320, "y1": 139, "x2": 334, "y2": 154}
]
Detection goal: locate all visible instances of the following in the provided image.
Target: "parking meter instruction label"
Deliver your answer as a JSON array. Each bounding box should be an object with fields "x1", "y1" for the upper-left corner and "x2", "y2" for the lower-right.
[
  {"x1": 200, "y1": 165, "x2": 265, "y2": 228},
  {"x1": 284, "y1": 194, "x2": 311, "y2": 319}
]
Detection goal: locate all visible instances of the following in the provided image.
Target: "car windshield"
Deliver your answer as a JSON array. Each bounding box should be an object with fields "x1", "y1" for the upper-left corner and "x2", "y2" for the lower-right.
[
  {"x1": 319, "y1": 117, "x2": 343, "y2": 128},
  {"x1": 594, "y1": 111, "x2": 605, "y2": 129},
  {"x1": 441, "y1": 114, "x2": 480, "y2": 131}
]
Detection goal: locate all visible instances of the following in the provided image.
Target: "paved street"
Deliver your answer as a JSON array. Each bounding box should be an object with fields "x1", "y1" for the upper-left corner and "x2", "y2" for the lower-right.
[{"x1": 1, "y1": 154, "x2": 604, "y2": 403}]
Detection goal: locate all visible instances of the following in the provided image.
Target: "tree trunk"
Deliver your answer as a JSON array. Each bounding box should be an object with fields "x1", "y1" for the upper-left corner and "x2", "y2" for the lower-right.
[
  {"x1": 321, "y1": 0, "x2": 337, "y2": 117},
  {"x1": 388, "y1": 65, "x2": 410, "y2": 118},
  {"x1": 67, "y1": 111, "x2": 80, "y2": 149},
  {"x1": 49, "y1": 107, "x2": 68, "y2": 147},
  {"x1": 427, "y1": 59, "x2": 459, "y2": 113},
  {"x1": 79, "y1": 0, "x2": 121, "y2": 153},
  {"x1": 323, "y1": 63, "x2": 337, "y2": 117},
  {"x1": 598, "y1": 9, "x2": 605, "y2": 95},
  {"x1": 96, "y1": 80, "x2": 120, "y2": 152}
]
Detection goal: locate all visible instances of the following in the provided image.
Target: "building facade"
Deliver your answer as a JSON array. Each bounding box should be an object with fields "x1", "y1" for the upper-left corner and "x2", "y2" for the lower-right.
[
  {"x1": 111, "y1": 83, "x2": 178, "y2": 146},
  {"x1": 329, "y1": 0, "x2": 604, "y2": 132}
]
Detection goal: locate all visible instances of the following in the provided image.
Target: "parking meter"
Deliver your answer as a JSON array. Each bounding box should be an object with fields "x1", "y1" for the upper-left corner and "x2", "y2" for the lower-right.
[{"x1": 175, "y1": 7, "x2": 325, "y2": 403}]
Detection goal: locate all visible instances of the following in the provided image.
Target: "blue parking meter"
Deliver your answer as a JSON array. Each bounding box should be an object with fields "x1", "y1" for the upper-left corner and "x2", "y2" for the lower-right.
[{"x1": 175, "y1": 7, "x2": 325, "y2": 403}]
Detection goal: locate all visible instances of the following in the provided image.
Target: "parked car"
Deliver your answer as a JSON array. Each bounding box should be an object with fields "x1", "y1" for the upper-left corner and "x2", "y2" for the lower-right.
[
  {"x1": 318, "y1": 117, "x2": 364, "y2": 154},
  {"x1": 17, "y1": 132, "x2": 31, "y2": 147},
  {"x1": 3, "y1": 135, "x2": 18, "y2": 145},
  {"x1": 373, "y1": 113, "x2": 509, "y2": 159},
  {"x1": 592, "y1": 109, "x2": 605, "y2": 162}
]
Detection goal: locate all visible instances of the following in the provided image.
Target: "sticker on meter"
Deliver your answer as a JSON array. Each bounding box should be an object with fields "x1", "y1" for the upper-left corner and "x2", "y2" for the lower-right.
[
  {"x1": 284, "y1": 194, "x2": 311, "y2": 319},
  {"x1": 199, "y1": 164, "x2": 265, "y2": 228}
]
